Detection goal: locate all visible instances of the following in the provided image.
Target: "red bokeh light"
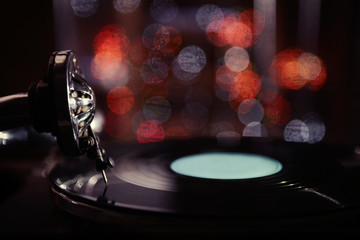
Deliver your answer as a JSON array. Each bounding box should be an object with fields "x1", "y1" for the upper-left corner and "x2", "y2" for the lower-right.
[
  {"x1": 228, "y1": 95, "x2": 246, "y2": 112},
  {"x1": 215, "y1": 65, "x2": 237, "y2": 91},
  {"x1": 206, "y1": 9, "x2": 264, "y2": 48},
  {"x1": 241, "y1": 9, "x2": 266, "y2": 37},
  {"x1": 269, "y1": 47, "x2": 306, "y2": 90},
  {"x1": 299, "y1": 54, "x2": 327, "y2": 91},
  {"x1": 155, "y1": 26, "x2": 182, "y2": 54},
  {"x1": 306, "y1": 64, "x2": 327, "y2": 91},
  {"x1": 136, "y1": 120, "x2": 165, "y2": 143},
  {"x1": 93, "y1": 24, "x2": 130, "y2": 54},
  {"x1": 237, "y1": 98, "x2": 257, "y2": 115},
  {"x1": 216, "y1": 63, "x2": 252, "y2": 92},
  {"x1": 230, "y1": 70, "x2": 262, "y2": 100},
  {"x1": 270, "y1": 47, "x2": 327, "y2": 91},
  {"x1": 91, "y1": 51, "x2": 129, "y2": 81},
  {"x1": 107, "y1": 86, "x2": 134, "y2": 115},
  {"x1": 265, "y1": 95, "x2": 292, "y2": 126},
  {"x1": 91, "y1": 24, "x2": 130, "y2": 81},
  {"x1": 223, "y1": 15, "x2": 254, "y2": 48},
  {"x1": 128, "y1": 38, "x2": 150, "y2": 65},
  {"x1": 93, "y1": 24, "x2": 130, "y2": 56},
  {"x1": 165, "y1": 126, "x2": 190, "y2": 139},
  {"x1": 206, "y1": 18, "x2": 228, "y2": 47},
  {"x1": 140, "y1": 81, "x2": 168, "y2": 101},
  {"x1": 227, "y1": 70, "x2": 261, "y2": 111}
]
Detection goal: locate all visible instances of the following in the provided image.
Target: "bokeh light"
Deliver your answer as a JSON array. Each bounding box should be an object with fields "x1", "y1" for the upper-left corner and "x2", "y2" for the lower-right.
[
  {"x1": 136, "y1": 120, "x2": 165, "y2": 143},
  {"x1": 91, "y1": 24, "x2": 130, "y2": 83},
  {"x1": 265, "y1": 95, "x2": 292, "y2": 126},
  {"x1": 243, "y1": 122, "x2": 268, "y2": 137},
  {"x1": 142, "y1": 23, "x2": 169, "y2": 50},
  {"x1": 222, "y1": 14, "x2": 254, "y2": 49},
  {"x1": 269, "y1": 47, "x2": 306, "y2": 90},
  {"x1": 141, "y1": 57, "x2": 168, "y2": 84},
  {"x1": 140, "y1": 81, "x2": 168, "y2": 101},
  {"x1": 241, "y1": 8, "x2": 266, "y2": 36},
  {"x1": 297, "y1": 53, "x2": 322, "y2": 81},
  {"x1": 93, "y1": 24, "x2": 130, "y2": 56},
  {"x1": 79, "y1": 3, "x2": 328, "y2": 146},
  {"x1": 113, "y1": 0, "x2": 141, "y2": 14},
  {"x1": 107, "y1": 86, "x2": 135, "y2": 115},
  {"x1": 270, "y1": 47, "x2": 327, "y2": 91},
  {"x1": 300, "y1": 53, "x2": 327, "y2": 91},
  {"x1": 231, "y1": 70, "x2": 261, "y2": 99},
  {"x1": 259, "y1": 89, "x2": 279, "y2": 104},
  {"x1": 143, "y1": 95, "x2": 171, "y2": 124},
  {"x1": 128, "y1": 38, "x2": 150, "y2": 65},
  {"x1": 237, "y1": 99, "x2": 264, "y2": 125},
  {"x1": 196, "y1": 4, "x2": 223, "y2": 31},
  {"x1": 224, "y1": 46, "x2": 250, "y2": 72},
  {"x1": 215, "y1": 63, "x2": 248, "y2": 92},
  {"x1": 284, "y1": 119, "x2": 309, "y2": 143},
  {"x1": 205, "y1": 8, "x2": 264, "y2": 49},
  {"x1": 206, "y1": 17, "x2": 228, "y2": 47},
  {"x1": 177, "y1": 45, "x2": 207, "y2": 73},
  {"x1": 156, "y1": 26, "x2": 182, "y2": 54},
  {"x1": 71, "y1": 0, "x2": 99, "y2": 18},
  {"x1": 172, "y1": 57, "x2": 199, "y2": 84},
  {"x1": 91, "y1": 52, "x2": 130, "y2": 85},
  {"x1": 228, "y1": 70, "x2": 262, "y2": 110},
  {"x1": 302, "y1": 112, "x2": 326, "y2": 144},
  {"x1": 165, "y1": 126, "x2": 190, "y2": 139}
]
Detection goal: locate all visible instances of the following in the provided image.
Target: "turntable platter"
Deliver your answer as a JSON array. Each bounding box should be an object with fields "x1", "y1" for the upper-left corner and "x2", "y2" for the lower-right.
[{"x1": 49, "y1": 138, "x2": 360, "y2": 222}]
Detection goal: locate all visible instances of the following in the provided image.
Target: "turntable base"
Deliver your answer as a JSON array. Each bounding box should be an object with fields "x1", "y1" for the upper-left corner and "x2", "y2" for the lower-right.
[{"x1": 46, "y1": 138, "x2": 360, "y2": 236}]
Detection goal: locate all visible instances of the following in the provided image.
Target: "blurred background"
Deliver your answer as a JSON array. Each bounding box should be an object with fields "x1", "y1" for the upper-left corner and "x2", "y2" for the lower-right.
[
  {"x1": 0, "y1": 0, "x2": 359, "y2": 151},
  {"x1": 1, "y1": 0, "x2": 359, "y2": 151}
]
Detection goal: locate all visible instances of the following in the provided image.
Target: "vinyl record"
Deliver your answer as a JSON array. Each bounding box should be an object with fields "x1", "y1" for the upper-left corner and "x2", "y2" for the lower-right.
[{"x1": 49, "y1": 138, "x2": 360, "y2": 221}]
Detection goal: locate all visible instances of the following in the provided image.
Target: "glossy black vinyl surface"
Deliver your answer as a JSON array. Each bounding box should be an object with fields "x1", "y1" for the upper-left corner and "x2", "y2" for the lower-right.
[{"x1": 49, "y1": 138, "x2": 360, "y2": 220}]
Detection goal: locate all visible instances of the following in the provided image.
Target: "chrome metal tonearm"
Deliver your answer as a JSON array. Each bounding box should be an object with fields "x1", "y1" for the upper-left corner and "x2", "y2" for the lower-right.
[{"x1": 0, "y1": 50, "x2": 113, "y2": 185}]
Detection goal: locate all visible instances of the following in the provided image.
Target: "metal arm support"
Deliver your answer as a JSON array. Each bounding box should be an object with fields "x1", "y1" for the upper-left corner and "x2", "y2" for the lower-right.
[{"x1": 0, "y1": 93, "x2": 30, "y2": 131}]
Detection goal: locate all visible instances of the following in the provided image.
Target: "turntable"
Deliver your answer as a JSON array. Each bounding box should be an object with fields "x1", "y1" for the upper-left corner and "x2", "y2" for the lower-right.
[{"x1": 1, "y1": 0, "x2": 360, "y2": 236}]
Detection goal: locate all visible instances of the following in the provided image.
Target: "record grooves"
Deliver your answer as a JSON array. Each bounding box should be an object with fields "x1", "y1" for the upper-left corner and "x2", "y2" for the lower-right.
[{"x1": 49, "y1": 138, "x2": 360, "y2": 223}]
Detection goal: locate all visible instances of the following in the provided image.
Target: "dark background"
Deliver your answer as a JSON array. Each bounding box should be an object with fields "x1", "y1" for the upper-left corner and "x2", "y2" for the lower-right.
[
  {"x1": 1, "y1": 1, "x2": 54, "y2": 95},
  {"x1": 1, "y1": 0, "x2": 359, "y2": 145}
]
